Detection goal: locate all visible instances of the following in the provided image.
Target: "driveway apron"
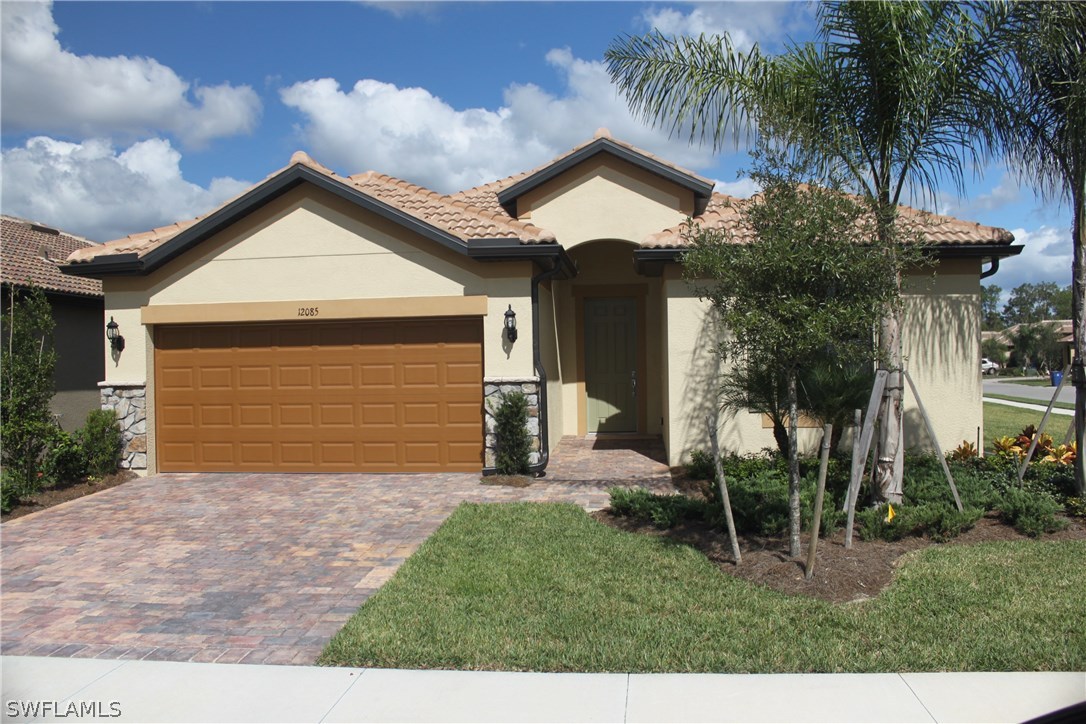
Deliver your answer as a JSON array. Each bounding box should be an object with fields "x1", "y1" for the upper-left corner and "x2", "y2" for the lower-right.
[{"x1": 1, "y1": 438, "x2": 674, "y2": 666}]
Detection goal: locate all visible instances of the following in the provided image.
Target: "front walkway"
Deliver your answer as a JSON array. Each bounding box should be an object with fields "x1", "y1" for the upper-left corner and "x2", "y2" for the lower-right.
[{"x1": 1, "y1": 439, "x2": 676, "y2": 666}]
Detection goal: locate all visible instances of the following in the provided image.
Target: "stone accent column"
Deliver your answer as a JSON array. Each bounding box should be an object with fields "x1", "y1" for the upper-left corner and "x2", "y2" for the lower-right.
[
  {"x1": 99, "y1": 382, "x2": 147, "y2": 471},
  {"x1": 483, "y1": 377, "x2": 541, "y2": 469}
]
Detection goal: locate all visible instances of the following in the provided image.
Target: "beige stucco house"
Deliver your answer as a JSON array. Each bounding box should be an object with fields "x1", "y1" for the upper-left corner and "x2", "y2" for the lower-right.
[{"x1": 62, "y1": 130, "x2": 1021, "y2": 475}]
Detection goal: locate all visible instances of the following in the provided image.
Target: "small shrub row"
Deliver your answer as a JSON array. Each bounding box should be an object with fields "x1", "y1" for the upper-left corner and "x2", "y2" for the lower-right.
[
  {"x1": 856, "y1": 504, "x2": 985, "y2": 543},
  {"x1": 0, "y1": 409, "x2": 123, "y2": 513},
  {"x1": 996, "y1": 487, "x2": 1068, "y2": 537},
  {"x1": 608, "y1": 487, "x2": 716, "y2": 529}
]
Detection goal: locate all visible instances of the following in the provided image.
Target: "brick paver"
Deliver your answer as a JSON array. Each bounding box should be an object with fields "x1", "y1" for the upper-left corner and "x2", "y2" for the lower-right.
[{"x1": 1, "y1": 436, "x2": 674, "y2": 665}]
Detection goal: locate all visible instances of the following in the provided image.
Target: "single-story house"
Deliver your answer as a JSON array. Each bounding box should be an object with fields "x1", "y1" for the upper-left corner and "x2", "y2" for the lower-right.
[
  {"x1": 988, "y1": 320, "x2": 1075, "y2": 370},
  {"x1": 62, "y1": 130, "x2": 1021, "y2": 474},
  {"x1": 2, "y1": 215, "x2": 106, "y2": 432}
]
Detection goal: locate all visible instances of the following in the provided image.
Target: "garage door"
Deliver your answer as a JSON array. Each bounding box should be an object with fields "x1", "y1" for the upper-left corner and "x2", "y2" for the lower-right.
[{"x1": 154, "y1": 318, "x2": 483, "y2": 472}]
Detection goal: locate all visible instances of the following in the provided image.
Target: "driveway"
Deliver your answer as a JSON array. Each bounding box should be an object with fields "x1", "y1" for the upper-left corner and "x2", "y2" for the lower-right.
[{"x1": 1, "y1": 438, "x2": 673, "y2": 666}]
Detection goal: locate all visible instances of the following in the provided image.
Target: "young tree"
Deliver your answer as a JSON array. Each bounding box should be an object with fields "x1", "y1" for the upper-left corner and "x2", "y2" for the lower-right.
[
  {"x1": 1, "y1": 286, "x2": 57, "y2": 494},
  {"x1": 607, "y1": 0, "x2": 1012, "y2": 503},
  {"x1": 981, "y1": 284, "x2": 1004, "y2": 330},
  {"x1": 997, "y1": 2, "x2": 1086, "y2": 494},
  {"x1": 682, "y1": 150, "x2": 901, "y2": 557}
]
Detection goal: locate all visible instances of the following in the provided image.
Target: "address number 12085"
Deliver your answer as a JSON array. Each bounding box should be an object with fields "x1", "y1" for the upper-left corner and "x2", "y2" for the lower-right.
[{"x1": 297, "y1": 307, "x2": 319, "y2": 317}]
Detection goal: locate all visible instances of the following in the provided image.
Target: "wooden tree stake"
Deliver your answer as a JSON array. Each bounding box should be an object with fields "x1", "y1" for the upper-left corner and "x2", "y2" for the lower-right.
[
  {"x1": 805, "y1": 423, "x2": 832, "y2": 580},
  {"x1": 1017, "y1": 366, "x2": 1070, "y2": 485},
  {"x1": 707, "y1": 414, "x2": 742, "y2": 565},
  {"x1": 845, "y1": 370, "x2": 888, "y2": 549},
  {"x1": 902, "y1": 369, "x2": 963, "y2": 512}
]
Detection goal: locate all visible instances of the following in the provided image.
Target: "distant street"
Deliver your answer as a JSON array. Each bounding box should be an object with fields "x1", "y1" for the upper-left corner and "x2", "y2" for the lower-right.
[{"x1": 983, "y1": 376, "x2": 1075, "y2": 405}]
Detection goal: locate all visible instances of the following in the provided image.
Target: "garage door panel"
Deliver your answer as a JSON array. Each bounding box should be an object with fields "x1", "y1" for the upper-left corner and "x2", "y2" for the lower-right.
[{"x1": 155, "y1": 318, "x2": 483, "y2": 472}]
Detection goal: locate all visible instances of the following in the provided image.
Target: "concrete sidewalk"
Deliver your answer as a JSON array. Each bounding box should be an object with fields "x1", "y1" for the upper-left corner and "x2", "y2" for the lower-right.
[
  {"x1": 982, "y1": 396, "x2": 1075, "y2": 416},
  {"x1": 2, "y1": 657, "x2": 1083, "y2": 723}
]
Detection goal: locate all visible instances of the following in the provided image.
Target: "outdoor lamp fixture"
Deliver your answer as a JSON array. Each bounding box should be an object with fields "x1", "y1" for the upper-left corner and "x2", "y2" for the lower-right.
[
  {"x1": 106, "y1": 316, "x2": 125, "y2": 352},
  {"x1": 504, "y1": 305, "x2": 518, "y2": 343}
]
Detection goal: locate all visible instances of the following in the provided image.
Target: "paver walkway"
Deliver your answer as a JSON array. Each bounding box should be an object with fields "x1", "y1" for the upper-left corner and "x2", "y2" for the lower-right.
[{"x1": 1, "y1": 437, "x2": 673, "y2": 666}]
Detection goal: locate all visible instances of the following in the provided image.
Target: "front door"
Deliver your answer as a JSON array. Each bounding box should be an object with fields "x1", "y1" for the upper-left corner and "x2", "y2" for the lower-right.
[{"x1": 585, "y1": 297, "x2": 637, "y2": 433}]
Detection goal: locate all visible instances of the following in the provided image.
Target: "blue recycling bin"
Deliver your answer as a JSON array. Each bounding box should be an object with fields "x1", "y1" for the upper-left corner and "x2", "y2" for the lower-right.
[{"x1": 1050, "y1": 370, "x2": 1063, "y2": 387}]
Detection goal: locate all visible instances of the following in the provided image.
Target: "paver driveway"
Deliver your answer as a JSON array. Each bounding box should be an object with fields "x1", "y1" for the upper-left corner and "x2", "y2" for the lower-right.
[{"x1": 2, "y1": 437, "x2": 673, "y2": 665}]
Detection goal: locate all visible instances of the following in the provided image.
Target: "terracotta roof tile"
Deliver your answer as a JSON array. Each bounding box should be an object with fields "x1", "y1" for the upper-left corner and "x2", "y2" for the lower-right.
[
  {"x1": 641, "y1": 191, "x2": 1015, "y2": 248},
  {"x1": 66, "y1": 151, "x2": 555, "y2": 266},
  {"x1": 1, "y1": 216, "x2": 103, "y2": 296}
]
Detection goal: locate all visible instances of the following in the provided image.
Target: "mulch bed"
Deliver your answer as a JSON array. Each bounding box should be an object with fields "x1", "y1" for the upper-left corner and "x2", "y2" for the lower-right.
[
  {"x1": 2, "y1": 470, "x2": 137, "y2": 522},
  {"x1": 480, "y1": 474, "x2": 534, "y2": 488},
  {"x1": 592, "y1": 508, "x2": 1086, "y2": 604}
]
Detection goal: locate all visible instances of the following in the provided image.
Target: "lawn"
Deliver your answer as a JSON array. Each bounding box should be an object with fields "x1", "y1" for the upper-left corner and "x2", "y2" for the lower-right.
[
  {"x1": 319, "y1": 502, "x2": 1085, "y2": 673},
  {"x1": 984, "y1": 392, "x2": 1074, "y2": 411},
  {"x1": 983, "y1": 401, "x2": 1072, "y2": 447}
]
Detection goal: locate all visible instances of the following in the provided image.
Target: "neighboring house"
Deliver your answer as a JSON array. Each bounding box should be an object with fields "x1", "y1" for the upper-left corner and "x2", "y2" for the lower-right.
[
  {"x1": 2, "y1": 215, "x2": 105, "y2": 432},
  {"x1": 989, "y1": 320, "x2": 1074, "y2": 369},
  {"x1": 62, "y1": 130, "x2": 1021, "y2": 475}
]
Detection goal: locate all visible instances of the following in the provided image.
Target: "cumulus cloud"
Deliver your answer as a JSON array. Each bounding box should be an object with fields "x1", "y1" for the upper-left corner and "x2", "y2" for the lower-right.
[
  {"x1": 714, "y1": 177, "x2": 761, "y2": 198},
  {"x1": 280, "y1": 47, "x2": 720, "y2": 192},
  {"x1": 0, "y1": 136, "x2": 251, "y2": 242},
  {"x1": 988, "y1": 225, "x2": 1072, "y2": 292},
  {"x1": 641, "y1": 2, "x2": 809, "y2": 49},
  {"x1": 1, "y1": 1, "x2": 261, "y2": 147}
]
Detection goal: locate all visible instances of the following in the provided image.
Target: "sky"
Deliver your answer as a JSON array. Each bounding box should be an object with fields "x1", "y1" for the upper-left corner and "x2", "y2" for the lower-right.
[{"x1": 0, "y1": 0, "x2": 1075, "y2": 297}]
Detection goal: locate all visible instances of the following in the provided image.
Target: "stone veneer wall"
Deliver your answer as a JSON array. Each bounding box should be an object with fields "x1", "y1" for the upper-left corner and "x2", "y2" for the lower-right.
[
  {"x1": 100, "y1": 383, "x2": 147, "y2": 471},
  {"x1": 483, "y1": 377, "x2": 541, "y2": 469}
]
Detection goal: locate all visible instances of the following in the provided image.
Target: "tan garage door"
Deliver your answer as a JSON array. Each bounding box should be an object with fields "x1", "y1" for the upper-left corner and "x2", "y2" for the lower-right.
[{"x1": 154, "y1": 318, "x2": 483, "y2": 472}]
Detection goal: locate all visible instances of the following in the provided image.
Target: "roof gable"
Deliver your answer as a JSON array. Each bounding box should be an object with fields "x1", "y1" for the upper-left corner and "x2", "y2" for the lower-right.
[
  {"x1": 63, "y1": 153, "x2": 561, "y2": 277},
  {"x1": 494, "y1": 129, "x2": 714, "y2": 217}
]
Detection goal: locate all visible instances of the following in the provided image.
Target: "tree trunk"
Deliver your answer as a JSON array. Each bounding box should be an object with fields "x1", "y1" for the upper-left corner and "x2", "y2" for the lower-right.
[
  {"x1": 1073, "y1": 177, "x2": 1085, "y2": 496},
  {"x1": 875, "y1": 205, "x2": 905, "y2": 504},
  {"x1": 772, "y1": 418, "x2": 789, "y2": 457},
  {"x1": 787, "y1": 372, "x2": 801, "y2": 558}
]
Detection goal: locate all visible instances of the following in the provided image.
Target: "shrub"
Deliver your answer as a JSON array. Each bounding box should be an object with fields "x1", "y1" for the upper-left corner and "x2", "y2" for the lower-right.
[
  {"x1": 856, "y1": 503, "x2": 984, "y2": 543},
  {"x1": 996, "y1": 487, "x2": 1067, "y2": 537},
  {"x1": 1, "y1": 470, "x2": 20, "y2": 514},
  {"x1": 79, "y1": 410, "x2": 123, "y2": 478},
  {"x1": 608, "y1": 487, "x2": 715, "y2": 529},
  {"x1": 686, "y1": 449, "x2": 716, "y2": 481},
  {"x1": 1064, "y1": 497, "x2": 1086, "y2": 518},
  {"x1": 44, "y1": 428, "x2": 87, "y2": 484},
  {"x1": 493, "y1": 391, "x2": 531, "y2": 475}
]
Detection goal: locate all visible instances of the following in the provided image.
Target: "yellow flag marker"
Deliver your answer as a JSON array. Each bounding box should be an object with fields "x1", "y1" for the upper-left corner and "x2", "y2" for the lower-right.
[{"x1": 885, "y1": 503, "x2": 896, "y2": 523}]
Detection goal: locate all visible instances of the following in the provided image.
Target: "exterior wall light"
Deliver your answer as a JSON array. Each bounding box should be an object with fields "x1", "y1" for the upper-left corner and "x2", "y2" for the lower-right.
[
  {"x1": 106, "y1": 316, "x2": 125, "y2": 352},
  {"x1": 504, "y1": 305, "x2": 518, "y2": 343}
]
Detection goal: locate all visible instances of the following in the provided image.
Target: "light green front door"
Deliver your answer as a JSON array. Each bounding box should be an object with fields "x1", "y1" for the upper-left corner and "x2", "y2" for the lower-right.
[{"x1": 585, "y1": 297, "x2": 637, "y2": 433}]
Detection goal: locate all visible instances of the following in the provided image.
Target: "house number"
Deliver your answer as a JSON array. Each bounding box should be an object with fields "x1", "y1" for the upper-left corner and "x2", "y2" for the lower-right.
[{"x1": 297, "y1": 307, "x2": 319, "y2": 317}]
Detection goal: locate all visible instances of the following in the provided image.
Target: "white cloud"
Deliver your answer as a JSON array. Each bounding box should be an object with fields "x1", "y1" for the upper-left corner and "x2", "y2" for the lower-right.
[
  {"x1": 714, "y1": 177, "x2": 761, "y2": 198},
  {"x1": 1, "y1": 1, "x2": 261, "y2": 147},
  {"x1": 280, "y1": 48, "x2": 720, "y2": 192},
  {"x1": 641, "y1": 2, "x2": 808, "y2": 49},
  {"x1": 0, "y1": 136, "x2": 251, "y2": 242},
  {"x1": 987, "y1": 225, "x2": 1072, "y2": 293},
  {"x1": 358, "y1": 1, "x2": 442, "y2": 19}
]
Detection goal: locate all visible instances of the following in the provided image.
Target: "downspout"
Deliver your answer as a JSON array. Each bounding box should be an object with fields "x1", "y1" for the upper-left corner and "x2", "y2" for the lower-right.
[
  {"x1": 528, "y1": 257, "x2": 565, "y2": 476},
  {"x1": 980, "y1": 257, "x2": 1000, "y2": 279}
]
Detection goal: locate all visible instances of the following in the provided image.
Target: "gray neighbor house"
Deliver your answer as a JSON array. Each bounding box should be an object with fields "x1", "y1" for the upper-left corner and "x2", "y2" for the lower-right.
[{"x1": 1, "y1": 215, "x2": 105, "y2": 432}]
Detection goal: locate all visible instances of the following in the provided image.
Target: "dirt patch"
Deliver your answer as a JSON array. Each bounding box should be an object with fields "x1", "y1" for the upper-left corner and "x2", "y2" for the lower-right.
[
  {"x1": 2, "y1": 471, "x2": 138, "y2": 522},
  {"x1": 593, "y1": 509, "x2": 1086, "y2": 604}
]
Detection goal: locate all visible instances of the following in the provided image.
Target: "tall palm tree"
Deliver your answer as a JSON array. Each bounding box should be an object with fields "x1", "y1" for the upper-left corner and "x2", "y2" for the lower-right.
[
  {"x1": 606, "y1": 1, "x2": 1011, "y2": 501},
  {"x1": 999, "y1": 2, "x2": 1086, "y2": 494}
]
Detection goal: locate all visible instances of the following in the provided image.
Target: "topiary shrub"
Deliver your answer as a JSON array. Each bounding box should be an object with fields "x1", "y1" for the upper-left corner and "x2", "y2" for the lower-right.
[
  {"x1": 79, "y1": 409, "x2": 123, "y2": 478},
  {"x1": 494, "y1": 391, "x2": 531, "y2": 475}
]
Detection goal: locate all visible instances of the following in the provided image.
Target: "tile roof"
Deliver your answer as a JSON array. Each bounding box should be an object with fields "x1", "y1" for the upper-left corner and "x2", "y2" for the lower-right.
[
  {"x1": 65, "y1": 151, "x2": 554, "y2": 266},
  {"x1": 1, "y1": 216, "x2": 103, "y2": 297},
  {"x1": 642, "y1": 191, "x2": 1016, "y2": 248},
  {"x1": 63, "y1": 132, "x2": 1014, "y2": 268}
]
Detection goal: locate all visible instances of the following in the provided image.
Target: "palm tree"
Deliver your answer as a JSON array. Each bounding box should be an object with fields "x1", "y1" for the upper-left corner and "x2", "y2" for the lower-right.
[
  {"x1": 606, "y1": 1, "x2": 1011, "y2": 502},
  {"x1": 998, "y1": 3, "x2": 1086, "y2": 494}
]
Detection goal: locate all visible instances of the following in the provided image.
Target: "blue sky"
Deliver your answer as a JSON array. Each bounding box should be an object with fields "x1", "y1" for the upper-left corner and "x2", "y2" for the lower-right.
[{"x1": 0, "y1": 1, "x2": 1073, "y2": 296}]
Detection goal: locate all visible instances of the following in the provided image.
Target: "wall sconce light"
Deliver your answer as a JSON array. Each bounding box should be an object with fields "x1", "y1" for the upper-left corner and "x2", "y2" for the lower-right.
[
  {"x1": 504, "y1": 305, "x2": 518, "y2": 343},
  {"x1": 106, "y1": 316, "x2": 125, "y2": 352}
]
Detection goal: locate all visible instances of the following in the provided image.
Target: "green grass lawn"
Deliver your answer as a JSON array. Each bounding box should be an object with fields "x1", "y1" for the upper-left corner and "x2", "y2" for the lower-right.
[
  {"x1": 999, "y1": 378, "x2": 1060, "y2": 387},
  {"x1": 984, "y1": 392, "x2": 1074, "y2": 411},
  {"x1": 319, "y1": 502, "x2": 1085, "y2": 673},
  {"x1": 984, "y1": 402, "x2": 1073, "y2": 446}
]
